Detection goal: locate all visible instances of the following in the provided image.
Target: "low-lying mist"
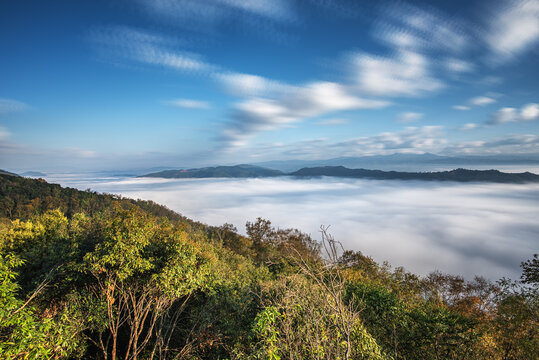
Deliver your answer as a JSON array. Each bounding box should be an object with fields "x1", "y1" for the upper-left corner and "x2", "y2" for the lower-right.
[{"x1": 46, "y1": 174, "x2": 539, "y2": 280}]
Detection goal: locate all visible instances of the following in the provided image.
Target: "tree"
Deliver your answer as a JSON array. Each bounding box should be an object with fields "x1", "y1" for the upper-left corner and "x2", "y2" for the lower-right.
[
  {"x1": 0, "y1": 254, "x2": 81, "y2": 358},
  {"x1": 82, "y1": 207, "x2": 215, "y2": 360}
]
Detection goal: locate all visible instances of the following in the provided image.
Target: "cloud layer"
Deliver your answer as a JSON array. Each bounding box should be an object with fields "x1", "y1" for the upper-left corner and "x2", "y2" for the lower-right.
[{"x1": 46, "y1": 175, "x2": 539, "y2": 281}]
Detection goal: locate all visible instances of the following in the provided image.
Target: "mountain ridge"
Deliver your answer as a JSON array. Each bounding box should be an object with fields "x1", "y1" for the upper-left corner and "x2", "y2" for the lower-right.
[
  {"x1": 140, "y1": 165, "x2": 539, "y2": 183},
  {"x1": 251, "y1": 153, "x2": 539, "y2": 172},
  {"x1": 140, "y1": 164, "x2": 284, "y2": 178}
]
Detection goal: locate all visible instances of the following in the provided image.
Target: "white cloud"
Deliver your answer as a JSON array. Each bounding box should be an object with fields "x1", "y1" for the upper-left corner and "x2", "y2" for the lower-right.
[
  {"x1": 521, "y1": 103, "x2": 539, "y2": 120},
  {"x1": 0, "y1": 98, "x2": 29, "y2": 113},
  {"x1": 89, "y1": 26, "x2": 213, "y2": 74},
  {"x1": 398, "y1": 112, "x2": 423, "y2": 123},
  {"x1": 222, "y1": 81, "x2": 390, "y2": 147},
  {"x1": 445, "y1": 58, "x2": 475, "y2": 73},
  {"x1": 316, "y1": 118, "x2": 350, "y2": 126},
  {"x1": 351, "y1": 51, "x2": 444, "y2": 97},
  {"x1": 454, "y1": 94, "x2": 499, "y2": 111},
  {"x1": 216, "y1": 72, "x2": 293, "y2": 97},
  {"x1": 485, "y1": 0, "x2": 539, "y2": 62},
  {"x1": 142, "y1": 51, "x2": 210, "y2": 72},
  {"x1": 218, "y1": 0, "x2": 291, "y2": 19},
  {"x1": 492, "y1": 107, "x2": 518, "y2": 124},
  {"x1": 469, "y1": 96, "x2": 496, "y2": 106},
  {"x1": 136, "y1": 0, "x2": 294, "y2": 30},
  {"x1": 439, "y1": 133, "x2": 539, "y2": 155},
  {"x1": 490, "y1": 103, "x2": 539, "y2": 124},
  {"x1": 446, "y1": 134, "x2": 539, "y2": 155},
  {"x1": 461, "y1": 123, "x2": 480, "y2": 130},
  {"x1": 327, "y1": 126, "x2": 447, "y2": 157},
  {"x1": 271, "y1": 127, "x2": 539, "y2": 159},
  {"x1": 378, "y1": 3, "x2": 471, "y2": 54},
  {"x1": 165, "y1": 98, "x2": 211, "y2": 109}
]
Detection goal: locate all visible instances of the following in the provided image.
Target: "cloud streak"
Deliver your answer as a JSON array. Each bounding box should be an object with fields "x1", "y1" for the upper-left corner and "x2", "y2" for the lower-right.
[
  {"x1": 89, "y1": 26, "x2": 214, "y2": 74},
  {"x1": 485, "y1": 0, "x2": 539, "y2": 63},
  {"x1": 137, "y1": 0, "x2": 293, "y2": 23},
  {"x1": 351, "y1": 51, "x2": 444, "y2": 98},
  {"x1": 165, "y1": 98, "x2": 211, "y2": 109},
  {"x1": 454, "y1": 94, "x2": 500, "y2": 111},
  {"x1": 398, "y1": 112, "x2": 423, "y2": 123},
  {"x1": 221, "y1": 82, "x2": 389, "y2": 147},
  {"x1": 0, "y1": 98, "x2": 29, "y2": 113}
]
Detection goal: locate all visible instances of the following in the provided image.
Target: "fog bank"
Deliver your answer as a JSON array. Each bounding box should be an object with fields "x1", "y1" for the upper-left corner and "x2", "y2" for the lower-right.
[{"x1": 45, "y1": 174, "x2": 539, "y2": 280}]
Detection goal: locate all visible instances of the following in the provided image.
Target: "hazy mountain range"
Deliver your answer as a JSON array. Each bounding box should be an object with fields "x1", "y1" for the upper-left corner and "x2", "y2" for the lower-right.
[
  {"x1": 251, "y1": 153, "x2": 539, "y2": 172},
  {"x1": 141, "y1": 164, "x2": 539, "y2": 184},
  {"x1": 141, "y1": 165, "x2": 282, "y2": 179}
]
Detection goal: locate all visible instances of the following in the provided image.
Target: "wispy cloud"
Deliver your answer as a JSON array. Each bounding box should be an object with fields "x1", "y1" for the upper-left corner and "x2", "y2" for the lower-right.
[
  {"x1": 254, "y1": 127, "x2": 539, "y2": 159},
  {"x1": 330, "y1": 126, "x2": 446, "y2": 156},
  {"x1": 351, "y1": 51, "x2": 444, "y2": 97},
  {"x1": 134, "y1": 0, "x2": 295, "y2": 40},
  {"x1": 316, "y1": 118, "x2": 350, "y2": 126},
  {"x1": 444, "y1": 58, "x2": 475, "y2": 73},
  {"x1": 89, "y1": 26, "x2": 214, "y2": 74},
  {"x1": 489, "y1": 103, "x2": 539, "y2": 124},
  {"x1": 398, "y1": 112, "x2": 423, "y2": 123},
  {"x1": 469, "y1": 96, "x2": 497, "y2": 106},
  {"x1": 444, "y1": 134, "x2": 539, "y2": 154},
  {"x1": 165, "y1": 98, "x2": 211, "y2": 109},
  {"x1": 272, "y1": 126, "x2": 447, "y2": 159},
  {"x1": 0, "y1": 98, "x2": 29, "y2": 113},
  {"x1": 137, "y1": 0, "x2": 293, "y2": 22},
  {"x1": 222, "y1": 81, "x2": 389, "y2": 147},
  {"x1": 484, "y1": 0, "x2": 539, "y2": 63},
  {"x1": 454, "y1": 94, "x2": 499, "y2": 110},
  {"x1": 377, "y1": 2, "x2": 471, "y2": 54},
  {"x1": 460, "y1": 123, "x2": 480, "y2": 131},
  {"x1": 216, "y1": 72, "x2": 293, "y2": 97}
]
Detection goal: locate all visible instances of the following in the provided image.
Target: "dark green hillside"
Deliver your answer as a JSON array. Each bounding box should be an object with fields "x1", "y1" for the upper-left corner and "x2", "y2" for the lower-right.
[
  {"x1": 0, "y1": 175, "x2": 536, "y2": 359},
  {"x1": 142, "y1": 164, "x2": 284, "y2": 178},
  {"x1": 0, "y1": 169, "x2": 18, "y2": 177},
  {"x1": 0, "y1": 173, "x2": 186, "y2": 221}
]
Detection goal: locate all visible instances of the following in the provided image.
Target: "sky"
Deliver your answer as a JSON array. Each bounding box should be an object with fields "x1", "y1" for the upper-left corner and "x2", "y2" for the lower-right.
[{"x1": 1, "y1": 0, "x2": 538, "y2": 172}]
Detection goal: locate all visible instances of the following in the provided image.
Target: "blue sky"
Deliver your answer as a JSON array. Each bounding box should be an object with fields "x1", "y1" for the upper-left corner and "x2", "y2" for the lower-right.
[{"x1": 0, "y1": 0, "x2": 538, "y2": 171}]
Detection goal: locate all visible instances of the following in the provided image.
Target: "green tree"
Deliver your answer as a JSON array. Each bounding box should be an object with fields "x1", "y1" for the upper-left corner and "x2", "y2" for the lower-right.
[{"x1": 82, "y1": 206, "x2": 215, "y2": 360}]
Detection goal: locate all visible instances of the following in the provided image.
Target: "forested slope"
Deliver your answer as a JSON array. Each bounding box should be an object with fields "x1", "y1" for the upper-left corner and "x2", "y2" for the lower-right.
[{"x1": 0, "y1": 174, "x2": 537, "y2": 359}]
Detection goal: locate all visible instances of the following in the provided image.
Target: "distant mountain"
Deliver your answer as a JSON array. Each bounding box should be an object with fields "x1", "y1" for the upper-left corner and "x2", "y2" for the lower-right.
[
  {"x1": 0, "y1": 169, "x2": 18, "y2": 177},
  {"x1": 253, "y1": 153, "x2": 539, "y2": 172},
  {"x1": 21, "y1": 171, "x2": 47, "y2": 177},
  {"x1": 140, "y1": 163, "x2": 539, "y2": 183},
  {"x1": 290, "y1": 166, "x2": 539, "y2": 183},
  {"x1": 141, "y1": 164, "x2": 284, "y2": 178}
]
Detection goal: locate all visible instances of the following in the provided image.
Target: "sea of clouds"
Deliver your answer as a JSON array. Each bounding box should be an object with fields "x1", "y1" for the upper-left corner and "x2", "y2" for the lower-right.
[{"x1": 44, "y1": 174, "x2": 539, "y2": 281}]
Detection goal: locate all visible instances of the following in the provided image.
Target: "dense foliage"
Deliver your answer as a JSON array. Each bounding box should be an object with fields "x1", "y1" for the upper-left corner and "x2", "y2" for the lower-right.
[{"x1": 0, "y1": 174, "x2": 537, "y2": 359}]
